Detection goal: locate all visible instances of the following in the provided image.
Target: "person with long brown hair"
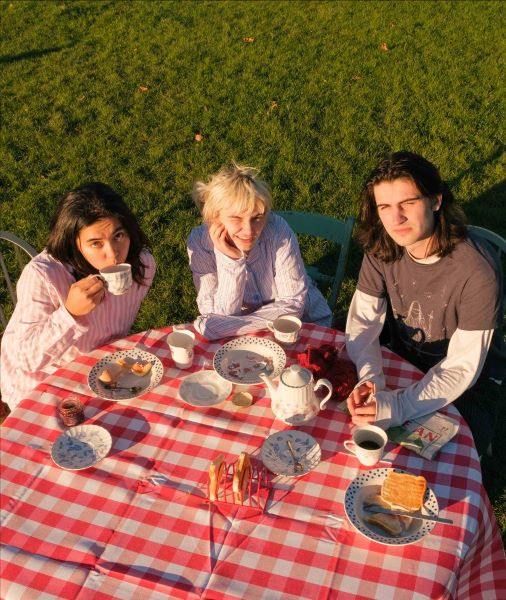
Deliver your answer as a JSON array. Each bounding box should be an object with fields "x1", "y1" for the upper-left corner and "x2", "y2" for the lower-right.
[
  {"x1": 346, "y1": 151, "x2": 504, "y2": 456},
  {"x1": 1, "y1": 183, "x2": 155, "y2": 410}
]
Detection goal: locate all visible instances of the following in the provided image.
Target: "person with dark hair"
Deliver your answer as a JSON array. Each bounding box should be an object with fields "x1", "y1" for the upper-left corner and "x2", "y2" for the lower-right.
[
  {"x1": 346, "y1": 151, "x2": 504, "y2": 456},
  {"x1": 1, "y1": 183, "x2": 156, "y2": 410}
]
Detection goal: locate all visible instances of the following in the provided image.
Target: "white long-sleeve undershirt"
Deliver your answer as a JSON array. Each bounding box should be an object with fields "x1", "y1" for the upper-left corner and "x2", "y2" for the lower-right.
[{"x1": 346, "y1": 289, "x2": 493, "y2": 429}]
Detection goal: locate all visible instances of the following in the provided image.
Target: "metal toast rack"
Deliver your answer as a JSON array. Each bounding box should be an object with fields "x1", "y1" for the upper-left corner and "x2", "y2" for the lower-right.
[{"x1": 208, "y1": 458, "x2": 270, "y2": 514}]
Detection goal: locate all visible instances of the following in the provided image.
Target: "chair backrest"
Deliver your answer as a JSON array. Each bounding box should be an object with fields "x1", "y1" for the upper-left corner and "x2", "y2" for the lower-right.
[
  {"x1": 275, "y1": 211, "x2": 355, "y2": 313},
  {"x1": 467, "y1": 225, "x2": 506, "y2": 313},
  {"x1": 0, "y1": 231, "x2": 38, "y2": 330}
]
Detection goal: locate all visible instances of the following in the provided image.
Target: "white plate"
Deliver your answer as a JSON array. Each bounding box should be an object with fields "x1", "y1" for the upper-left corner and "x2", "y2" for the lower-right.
[
  {"x1": 178, "y1": 370, "x2": 233, "y2": 406},
  {"x1": 344, "y1": 467, "x2": 439, "y2": 545},
  {"x1": 51, "y1": 425, "x2": 112, "y2": 470},
  {"x1": 261, "y1": 430, "x2": 321, "y2": 477},
  {"x1": 88, "y1": 349, "x2": 164, "y2": 400},
  {"x1": 213, "y1": 336, "x2": 286, "y2": 385}
]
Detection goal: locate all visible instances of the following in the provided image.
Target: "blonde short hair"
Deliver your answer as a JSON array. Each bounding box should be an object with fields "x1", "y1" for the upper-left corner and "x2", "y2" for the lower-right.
[{"x1": 193, "y1": 163, "x2": 272, "y2": 223}]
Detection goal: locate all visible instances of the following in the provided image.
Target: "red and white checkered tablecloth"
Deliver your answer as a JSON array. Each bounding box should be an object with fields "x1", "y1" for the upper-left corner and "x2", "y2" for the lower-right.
[{"x1": 1, "y1": 324, "x2": 505, "y2": 600}]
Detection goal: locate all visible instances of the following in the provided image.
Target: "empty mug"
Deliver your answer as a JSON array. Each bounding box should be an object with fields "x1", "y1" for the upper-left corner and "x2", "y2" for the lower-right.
[
  {"x1": 344, "y1": 425, "x2": 388, "y2": 466},
  {"x1": 266, "y1": 314, "x2": 302, "y2": 345},
  {"x1": 167, "y1": 330, "x2": 195, "y2": 368},
  {"x1": 99, "y1": 264, "x2": 132, "y2": 295}
]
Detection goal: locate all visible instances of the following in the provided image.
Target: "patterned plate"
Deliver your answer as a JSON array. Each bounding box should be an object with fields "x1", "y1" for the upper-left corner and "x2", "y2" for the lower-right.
[
  {"x1": 260, "y1": 430, "x2": 321, "y2": 477},
  {"x1": 88, "y1": 349, "x2": 164, "y2": 400},
  {"x1": 344, "y1": 467, "x2": 439, "y2": 545},
  {"x1": 213, "y1": 337, "x2": 286, "y2": 385},
  {"x1": 178, "y1": 370, "x2": 233, "y2": 406},
  {"x1": 51, "y1": 425, "x2": 112, "y2": 470}
]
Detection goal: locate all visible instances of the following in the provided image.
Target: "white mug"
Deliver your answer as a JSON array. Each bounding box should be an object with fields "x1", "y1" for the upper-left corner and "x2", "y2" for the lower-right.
[
  {"x1": 99, "y1": 263, "x2": 132, "y2": 295},
  {"x1": 167, "y1": 330, "x2": 195, "y2": 368},
  {"x1": 344, "y1": 425, "x2": 388, "y2": 467},
  {"x1": 266, "y1": 314, "x2": 302, "y2": 345}
]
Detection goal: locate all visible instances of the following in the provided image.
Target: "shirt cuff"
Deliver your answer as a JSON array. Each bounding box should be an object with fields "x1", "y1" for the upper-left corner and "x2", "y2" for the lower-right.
[{"x1": 373, "y1": 389, "x2": 396, "y2": 429}]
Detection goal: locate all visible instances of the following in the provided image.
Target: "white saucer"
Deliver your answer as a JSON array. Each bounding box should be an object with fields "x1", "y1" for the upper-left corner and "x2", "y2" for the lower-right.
[{"x1": 178, "y1": 371, "x2": 233, "y2": 407}]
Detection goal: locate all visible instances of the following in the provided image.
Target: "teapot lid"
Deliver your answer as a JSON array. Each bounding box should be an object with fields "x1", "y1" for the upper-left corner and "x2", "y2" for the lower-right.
[{"x1": 281, "y1": 365, "x2": 312, "y2": 387}]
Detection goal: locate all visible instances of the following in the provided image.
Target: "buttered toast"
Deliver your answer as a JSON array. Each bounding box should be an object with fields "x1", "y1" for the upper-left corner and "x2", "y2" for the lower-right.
[{"x1": 381, "y1": 471, "x2": 427, "y2": 512}]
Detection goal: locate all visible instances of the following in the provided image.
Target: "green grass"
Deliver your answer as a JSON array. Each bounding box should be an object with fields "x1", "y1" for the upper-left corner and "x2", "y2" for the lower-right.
[{"x1": 1, "y1": 0, "x2": 505, "y2": 540}]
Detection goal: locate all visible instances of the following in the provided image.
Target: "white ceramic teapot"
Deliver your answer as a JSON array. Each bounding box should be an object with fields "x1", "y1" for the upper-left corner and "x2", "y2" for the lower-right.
[{"x1": 260, "y1": 364, "x2": 333, "y2": 425}]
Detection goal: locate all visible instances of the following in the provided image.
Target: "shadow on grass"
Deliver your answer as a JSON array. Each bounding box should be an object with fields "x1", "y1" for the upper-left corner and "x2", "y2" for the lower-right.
[{"x1": 0, "y1": 45, "x2": 72, "y2": 65}]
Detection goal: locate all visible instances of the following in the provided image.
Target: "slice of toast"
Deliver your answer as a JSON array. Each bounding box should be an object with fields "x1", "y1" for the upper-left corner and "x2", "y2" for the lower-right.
[
  {"x1": 381, "y1": 471, "x2": 427, "y2": 512},
  {"x1": 131, "y1": 362, "x2": 152, "y2": 377},
  {"x1": 363, "y1": 493, "x2": 413, "y2": 536},
  {"x1": 365, "y1": 511, "x2": 404, "y2": 536},
  {"x1": 208, "y1": 454, "x2": 226, "y2": 502},
  {"x1": 233, "y1": 452, "x2": 252, "y2": 504}
]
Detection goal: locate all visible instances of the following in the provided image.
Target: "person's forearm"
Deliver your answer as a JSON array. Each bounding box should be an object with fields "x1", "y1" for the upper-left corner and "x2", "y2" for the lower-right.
[
  {"x1": 374, "y1": 328, "x2": 494, "y2": 428},
  {"x1": 345, "y1": 290, "x2": 387, "y2": 390}
]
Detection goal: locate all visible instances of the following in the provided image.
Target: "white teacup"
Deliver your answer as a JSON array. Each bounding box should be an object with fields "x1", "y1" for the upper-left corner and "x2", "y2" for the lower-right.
[
  {"x1": 344, "y1": 425, "x2": 388, "y2": 467},
  {"x1": 266, "y1": 314, "x2": 302, "y2": 345},
  {"x1": 167, "y1": 330, "x2": 195, "y2": 368},
  {"x1": 99, "y1": 263, "x2": 132, "y2": 295}
]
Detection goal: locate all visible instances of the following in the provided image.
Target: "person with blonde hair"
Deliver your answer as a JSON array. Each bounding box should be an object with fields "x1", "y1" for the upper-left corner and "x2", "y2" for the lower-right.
[{"x1": 187, "y1": 163, "x2": 331, "y2": 339}]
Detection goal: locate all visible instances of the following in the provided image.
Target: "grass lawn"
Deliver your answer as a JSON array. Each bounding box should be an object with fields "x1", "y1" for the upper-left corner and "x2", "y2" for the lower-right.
[{"x1": 1, "y1": 0, "x2": 505, "y2": 541}]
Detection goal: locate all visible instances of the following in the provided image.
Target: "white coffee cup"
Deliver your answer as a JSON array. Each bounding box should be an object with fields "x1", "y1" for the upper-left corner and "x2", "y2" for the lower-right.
[
  {"x1": 266, "y1": 314, "x2": 302, "y2": 345},
  {"x1": 167, "y1": 330, "x2": 195, "y2": 368},
  {"x1": 344, "y1": 425, "x2": 388, "y2": 467},
  {"x1": 99, "y1": 263, "x2": 132, "y2": 295}
]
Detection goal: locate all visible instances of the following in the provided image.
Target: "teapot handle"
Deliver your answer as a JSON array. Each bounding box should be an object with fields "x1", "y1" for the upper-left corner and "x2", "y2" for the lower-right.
[{"x1": 315, "y1": 378, "x2": 333, "y2": 410}]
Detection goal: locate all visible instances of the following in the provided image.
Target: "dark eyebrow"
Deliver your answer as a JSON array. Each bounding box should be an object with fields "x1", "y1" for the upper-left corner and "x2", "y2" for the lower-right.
[
  {"x1": 376, "y1": 196, "x2": 424, "y2": 207},
  {"x1": 84, "y1": 226, "x2": 125, "y2": 243}
]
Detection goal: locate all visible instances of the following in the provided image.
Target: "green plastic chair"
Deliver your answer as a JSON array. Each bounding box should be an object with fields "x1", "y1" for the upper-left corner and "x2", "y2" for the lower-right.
[
  {"x1": 467, "y1": 225, "x2": 506, "y2": 311},
  {"x1": 0, "y1": 231, "x2": 38, "y2": 330},
  {"x1": 275, "y1": 211, "x2": 355, "y2": 314}
]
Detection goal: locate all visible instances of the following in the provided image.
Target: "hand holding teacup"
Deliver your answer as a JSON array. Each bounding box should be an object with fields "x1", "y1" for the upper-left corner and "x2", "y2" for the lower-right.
[{"x1": 65, "y1": 275, "x2": 105, "y2": 317}]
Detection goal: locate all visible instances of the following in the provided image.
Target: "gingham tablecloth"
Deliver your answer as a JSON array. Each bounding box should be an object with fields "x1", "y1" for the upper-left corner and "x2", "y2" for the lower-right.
[{"x1": 1, "y1": 324, "x2": 505, "y2": 600}]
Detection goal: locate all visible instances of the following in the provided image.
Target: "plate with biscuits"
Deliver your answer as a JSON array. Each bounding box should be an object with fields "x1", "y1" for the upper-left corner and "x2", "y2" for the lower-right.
[
  {"x1": 344, "y1": 468, "x2": 439, "y2": 545},
  {"x1": 88, "y1": 349, "x2": 164, "y2": 400}
]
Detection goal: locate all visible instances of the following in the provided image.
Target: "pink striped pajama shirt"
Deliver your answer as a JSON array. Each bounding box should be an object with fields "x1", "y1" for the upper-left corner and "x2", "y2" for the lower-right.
[{"x1": 1, "y1": 249, "x2": 155, "y2": 409}]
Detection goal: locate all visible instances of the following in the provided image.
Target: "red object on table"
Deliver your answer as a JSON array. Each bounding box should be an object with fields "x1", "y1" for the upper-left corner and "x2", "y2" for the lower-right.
[
  {"x1": 1, "y1": 324, "x2": 505, "y2": 600},
  {"x1": 297, "y1": 343, "x2": 358, "y2": 401}
]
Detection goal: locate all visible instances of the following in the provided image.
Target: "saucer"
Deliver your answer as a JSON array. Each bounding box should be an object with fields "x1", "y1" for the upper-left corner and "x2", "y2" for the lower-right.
[{"x1": 178, "y1": 371, "x2": 233, "y2": 406}]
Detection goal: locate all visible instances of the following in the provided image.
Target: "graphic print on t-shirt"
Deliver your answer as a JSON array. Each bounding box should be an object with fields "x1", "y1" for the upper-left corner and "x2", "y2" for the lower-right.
[{"x1": 404, "y1": 301, "x2": 434, "y2": 342}]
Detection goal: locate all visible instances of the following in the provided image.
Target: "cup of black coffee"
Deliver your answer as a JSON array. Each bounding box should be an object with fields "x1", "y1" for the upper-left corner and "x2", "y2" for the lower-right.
[{"x1": 344, "y1": 425, "x2": 388, "y2": 466}]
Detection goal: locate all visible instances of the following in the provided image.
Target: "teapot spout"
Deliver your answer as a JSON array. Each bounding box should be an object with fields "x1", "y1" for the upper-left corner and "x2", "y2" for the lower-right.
[{"x1": 259, "y1": 372, "x2": 277, "y2": 400}]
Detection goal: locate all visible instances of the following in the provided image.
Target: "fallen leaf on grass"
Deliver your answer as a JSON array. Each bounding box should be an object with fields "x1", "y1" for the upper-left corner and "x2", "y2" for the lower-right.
[
  {"x1": 138, "y1": 85, "x2": 150, "y2": 92},
  {"x1": 194, "y1": 133, "x2": 203, "y2": 142},
  {"x1": 270, "y1": 100, "x2": 278, "y2": 110},
  {"x1": 379, "y1": 42, "x2": 389, "y2": 52},
  {"x1": 243, "y1": 37, "x2": 255, "y2": 43},
  {"x1": 351, "y1": 75, "x2": 362, "y2": 81}
]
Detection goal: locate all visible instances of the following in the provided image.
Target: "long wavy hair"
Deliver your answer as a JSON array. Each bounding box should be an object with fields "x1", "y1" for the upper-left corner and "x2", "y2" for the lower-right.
[
  {"x1": 357, "y1": 151, "x2": 467, "y2": 261},
  {"x1": 46, "y1": 182, "x2": 150, "y2": 284}
]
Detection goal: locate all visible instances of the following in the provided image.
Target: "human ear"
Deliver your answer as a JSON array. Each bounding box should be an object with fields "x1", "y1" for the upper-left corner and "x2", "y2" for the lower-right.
[{"x1": 432, "y1": 194, "x2": 442, "y2": 211}]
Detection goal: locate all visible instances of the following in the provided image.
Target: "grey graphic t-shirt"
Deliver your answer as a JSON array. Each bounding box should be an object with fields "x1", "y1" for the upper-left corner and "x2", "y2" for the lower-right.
[{"x1": 357, "y1": 239, "x2": 500, "y2": 372}]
